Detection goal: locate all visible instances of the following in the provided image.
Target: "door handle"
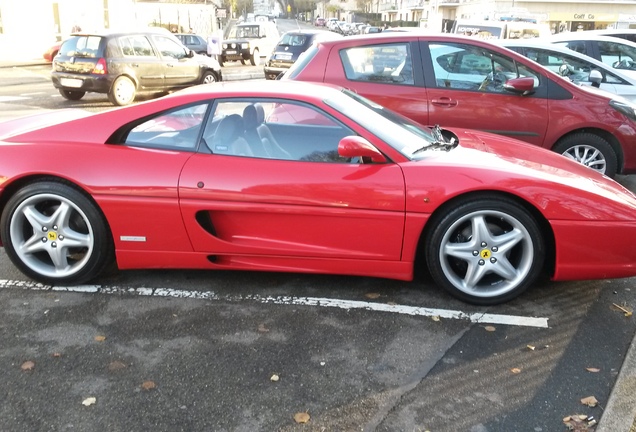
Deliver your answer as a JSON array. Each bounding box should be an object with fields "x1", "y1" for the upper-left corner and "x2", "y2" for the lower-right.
[{"x1": 431, "y1": 97, "x2": 458, "y2": 107}]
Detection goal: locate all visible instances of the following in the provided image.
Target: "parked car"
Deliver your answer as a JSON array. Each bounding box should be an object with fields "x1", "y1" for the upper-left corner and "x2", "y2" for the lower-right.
[
  {"x1": 574, "y1": 29, "x2": 636, "y2": 44},
  {"x1": 43, "y1": 40, "x2": 62, "y2": 62},
  {"x1": 51, "y1": 29, "x2": 222, "y2": 106},
  {"x1": 548, "y1": 34, "x2": 636, "y2": 79},
  {"x1": 3, "y1": 80, "x2": 636, "y2": 304},
  {"x1": 264, "y1": 30, "x2": 342, "y2": 80},
  {"x1": 314, "y1": 17, "x2": 326, "y2": 27},
  {"x1": 220, "y1": 21, "x2": 280, "y2": 66},
  {"x1": 364, "y1": 26, "x2": 382, "y2": 34},
  {"x1": 498, "y1": 39, "x2": 636, "y2": 102},
  {"x1": 175, "y1": 33, "x2": 208, "y2": 55},
  {"x1": 282, "y1": 32, "x2": 636, "y2": 178}
]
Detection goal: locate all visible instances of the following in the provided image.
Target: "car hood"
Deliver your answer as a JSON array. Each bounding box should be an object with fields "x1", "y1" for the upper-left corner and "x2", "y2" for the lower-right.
[
  {"x1": 192, "y1": 53, "x2": 221, "y2": 70},
  {"x1": 223, "y1": 38, "x2": 257, "y2": 44},
  {"x1": 405, "y1": 127, "x2": 636, "y2": 220}
]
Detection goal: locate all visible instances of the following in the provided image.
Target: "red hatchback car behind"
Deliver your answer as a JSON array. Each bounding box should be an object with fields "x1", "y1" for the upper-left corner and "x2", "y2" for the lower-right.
[{"x1": 283, "y1": 33, "x2": 636, "y2": 178}]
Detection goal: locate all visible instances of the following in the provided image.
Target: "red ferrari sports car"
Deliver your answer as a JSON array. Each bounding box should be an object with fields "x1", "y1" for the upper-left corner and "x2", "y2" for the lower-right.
[{"x1": 1, "y1": 81, "x2": 636, "y2": 305}]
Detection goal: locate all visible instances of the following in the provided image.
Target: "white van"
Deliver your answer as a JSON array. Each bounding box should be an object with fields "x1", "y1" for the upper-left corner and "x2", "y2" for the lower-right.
[
  {"x1": 452, "y1": 20, "x2": 550, "y2": 40},
  {"x1": 221, "y1": 21, "x2": 280, "y2": 66}
]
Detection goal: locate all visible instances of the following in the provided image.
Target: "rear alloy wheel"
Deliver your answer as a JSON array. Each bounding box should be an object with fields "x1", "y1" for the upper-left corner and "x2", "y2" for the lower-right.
[
  {"x1": 108, "y1": 76, "x2": 136, "y2": 106},
  {"x1": 0, "y1": 181, "x2": 113, "y2": 286},
  {"x1": 553, "y1": 133, "x2": 617, "y2": 178},
  {"x1": 425, "y1": 196, "x2": 544, "y2": 305},
  {"x1": 59, "y1": 89, "x2": 86, "y2": 101},
  {"x1": 250, "y1": 49, "x2": 260, "y2": 66},
  {"x1": 200, "y1": 71, "x2": 217, "y2": 84}
]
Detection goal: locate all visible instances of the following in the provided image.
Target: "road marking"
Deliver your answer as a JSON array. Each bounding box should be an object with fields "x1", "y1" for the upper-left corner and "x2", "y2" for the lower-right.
[
  {"x1": 0, "y1": 96, "x2": 28, "y2": 102},
  {"x1": 0, "y1": 279, "x2": 549, "y2": 328}
]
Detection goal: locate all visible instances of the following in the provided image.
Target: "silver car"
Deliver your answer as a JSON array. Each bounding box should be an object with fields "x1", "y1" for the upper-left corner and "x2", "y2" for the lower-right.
[{"x1": 498, "y1": 39, "x2": 636, "y2": 102}]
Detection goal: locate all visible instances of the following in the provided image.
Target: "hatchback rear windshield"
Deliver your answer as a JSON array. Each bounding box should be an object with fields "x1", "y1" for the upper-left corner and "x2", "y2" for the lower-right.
[{"x1": 60, "y1": 36, "x2": 103, "y2": 58}]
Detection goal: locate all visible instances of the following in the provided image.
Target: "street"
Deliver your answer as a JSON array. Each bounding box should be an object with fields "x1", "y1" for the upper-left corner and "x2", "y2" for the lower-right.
[{"x1": 1, "y1": 27, "x2": 636, "y2": 430}]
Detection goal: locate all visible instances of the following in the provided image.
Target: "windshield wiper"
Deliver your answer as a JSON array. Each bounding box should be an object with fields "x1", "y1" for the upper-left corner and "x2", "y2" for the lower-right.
[{"x1": 412, "y1": 125, "x2": 457, "y2": 154}]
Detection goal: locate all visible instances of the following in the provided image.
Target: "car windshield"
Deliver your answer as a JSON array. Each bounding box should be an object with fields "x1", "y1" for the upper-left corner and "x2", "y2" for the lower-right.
[
  {"x1": 60, "y1": 36, "x2": 103, "y2": 58},
  {"x1": 325, "y1": 89, "x2": 442, "y2": 159},
  {"x1": 229, "y1": 25, "x2": 260, "y2": 38},
  {"x1": 278, "y1": 33, "x2": 308, "y2": 47}
]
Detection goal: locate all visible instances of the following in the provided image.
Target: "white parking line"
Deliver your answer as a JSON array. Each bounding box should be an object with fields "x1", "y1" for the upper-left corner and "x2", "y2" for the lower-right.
[{"x1": 0, "y1": 279, "x2": 549, "y2": 328}]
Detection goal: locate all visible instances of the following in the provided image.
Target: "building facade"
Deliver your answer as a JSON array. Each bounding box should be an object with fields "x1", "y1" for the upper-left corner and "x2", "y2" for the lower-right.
[
  {"x1": 0, "y1": 0, "x2": 222, "y2": 61},
  {"x1": 318, "y1": 0, "x2": 636, "y2": 32}
]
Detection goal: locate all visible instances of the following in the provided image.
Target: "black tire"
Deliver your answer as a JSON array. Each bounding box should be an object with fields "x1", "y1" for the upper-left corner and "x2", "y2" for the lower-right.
[
  {"x1": 240, "y1": 59, "x2": 247, "y2": 65},
  {"x1": 108, "y1": 75, "x2": 136, "y2": 106},
  {"x1": 553, "y1": 132, "x2": 618, "y2": 178},
  {"x1": 219, "y1": 58, "x2": 225, "y2": 67},
  {"x1": 59, "y1": 89, "x2": 86, "y2": 101},
  {"x1": 250, "y1": 49, "x2": 260, "y2": 66},
  {"x1": 0, "y1": 181, "x2": 114, "y2": 286},
  {"x1": 200, "y1": 71, "x2": 217, "y2": 84},
  {"x1": 424, "y1": 195, "x2": 545, "y2": 305}
]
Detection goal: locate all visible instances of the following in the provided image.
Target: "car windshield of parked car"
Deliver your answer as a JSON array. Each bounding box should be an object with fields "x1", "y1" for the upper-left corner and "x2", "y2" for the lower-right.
[
  {"x1": 60, "y1": 36, "x2": 102, "y2": 58},
  {"x1": 519, "y1": 47, "x2": 627, "y2": 85},
  {"x1": 278, "y1": 33, "x2": 308, "y2": 47},
  {"x1": 326, "y1": 89, "x2": 443, "y2": 159},
  {"x1": 230, "y1": 25, "x2": 260, "y2": 39}
]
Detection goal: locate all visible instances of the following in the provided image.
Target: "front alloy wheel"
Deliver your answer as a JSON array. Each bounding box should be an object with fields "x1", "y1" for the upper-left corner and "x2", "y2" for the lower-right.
[
  {"x1": 425, "y1": 196, "x2": 544, "y2": 305},
  {"x1": 0, "y1": 182, "x2": 113, "y2": 285},
  {"x1": 553, "y1": 132, "x2": 617, "y2": 178}
]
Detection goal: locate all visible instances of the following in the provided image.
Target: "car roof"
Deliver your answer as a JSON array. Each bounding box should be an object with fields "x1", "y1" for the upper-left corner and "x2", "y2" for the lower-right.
[
  {"x1": 496, "y1": 39, "x2": 636, "y2": 84},
  {"x1": 173, "y1": 80, "x2": 345, "y2": 100},
  {"x1": 67, "y1": 27, "x2": 175, "y2": 38},
  {"x1": 549, "y1": 33, "x2": 636, "y2": 47}
]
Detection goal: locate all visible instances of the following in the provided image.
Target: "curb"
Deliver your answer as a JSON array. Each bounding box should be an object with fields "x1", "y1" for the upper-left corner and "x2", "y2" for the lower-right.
[{"x1": 596, "y1": 330, "x2": 636, "y2": 431}]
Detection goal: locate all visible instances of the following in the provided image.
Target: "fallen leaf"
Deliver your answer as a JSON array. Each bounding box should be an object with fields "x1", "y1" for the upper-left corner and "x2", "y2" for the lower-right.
[
  {"x1": 526, "y1": 345, "x2": 536, "y2": 351},
  {"x1": 431, "y1": 315, "x2": 440, "y2": 322},
  {"x1": 21, "y1": 361, "x2": 35, "y2": 371},
  {"x1": 94, "y1": 335, "x2": 106, "y2": 342},
  {"x1": 581, "y1": 396, "x2": 598, "y2": 407},
  {"x1": 108, "y1": 360, "x2": 127, "y2": 371},
  {"x1": 510, "y1": 368, "x2": 522, "y2": 374},
  {"x1": 52, "y1": 352, "x2": 62, "y2": 358},
  {"x1": 82, "y1": 397, "x2": 96, "y2": 406},
  {"x1": 484, "y1": 326, "x2": 496, "y2": 332},
  {"x1": 586, "y1": 367, "x2": 601, "y2": 373},
  {"x1": 387, "y1": 301, "x2": 397, "y2": 306},
  {"x1": 294, "y1": 412, "x2": 310, "y2": 423},
  {"x1": 270, "y1": 374, "x2": 280, "y2": 382},
  {"x1": 258, "y1": 323, "x2": 270, "y2": 333},
  {"x1": 141, "y1": 381, "x2": 156, "y2": 391},
  {"x1": 563, "y1": 414, "x2": 593, "y2": 431},
  {"x1": 365, "y1": 293, "x2": 381, "y2": 299}
]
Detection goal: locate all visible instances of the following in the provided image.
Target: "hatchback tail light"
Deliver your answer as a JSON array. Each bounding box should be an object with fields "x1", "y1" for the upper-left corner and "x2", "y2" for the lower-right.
[{"x1": 92, "y1": 58, "x2": 107, "y2": 75}]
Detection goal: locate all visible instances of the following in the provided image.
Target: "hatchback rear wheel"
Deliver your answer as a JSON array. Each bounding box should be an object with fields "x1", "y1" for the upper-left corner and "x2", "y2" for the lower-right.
[{"x1": 59, "y1": 89, "x2": 85, "y2": 101}]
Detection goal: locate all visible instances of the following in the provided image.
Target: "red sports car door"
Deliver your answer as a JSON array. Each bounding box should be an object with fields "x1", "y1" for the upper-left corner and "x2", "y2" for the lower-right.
[{"x1": 178, "y1": 100, "x2": 406, "y2": 262}]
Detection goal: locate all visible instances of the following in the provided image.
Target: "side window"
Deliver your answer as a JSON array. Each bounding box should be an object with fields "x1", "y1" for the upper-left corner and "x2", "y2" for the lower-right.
[
  {"x1": 201, "y1": 99, "x2": 354, "y2": 162},
  {"x1": 555, "y1": 40, "x2": 588, "y2": 55},
  {"x1": 154, "y1": 36, "x2": 188, "y2": 59},
  {"x1": 429, "y1": 42, "x2": 539, "y2": 93},
  {"x1": 124, "y1": 103, "x2": 208, "y2": 150},
  {"x1": 598, "y1": 41, "x2": 636, "y2": 71},
  {"x1": 119, "y1": 36, "x2": 154, "y2": 57},
  {"x1": 339, "y1": 43, "x2": 414, "y2": 85}
]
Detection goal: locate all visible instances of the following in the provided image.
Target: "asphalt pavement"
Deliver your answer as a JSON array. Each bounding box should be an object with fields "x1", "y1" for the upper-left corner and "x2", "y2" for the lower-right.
[{"x1": 1, "y1": 53, "x2": 636, "y2": 431}]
